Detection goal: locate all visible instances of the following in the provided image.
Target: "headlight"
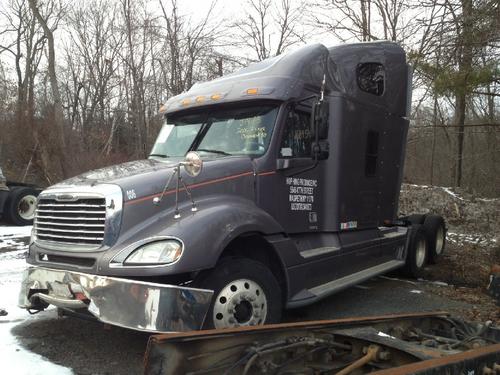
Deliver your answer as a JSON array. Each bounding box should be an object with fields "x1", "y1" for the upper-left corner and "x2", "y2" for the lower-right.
[{"x1": 124, "y1": 240, "x2": 183, "y2": 265}]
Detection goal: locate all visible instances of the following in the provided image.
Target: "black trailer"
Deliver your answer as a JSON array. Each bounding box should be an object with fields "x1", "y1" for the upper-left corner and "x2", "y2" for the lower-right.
[{"x1": 0, "y1": 167, "x2": 40, "y2": 226}]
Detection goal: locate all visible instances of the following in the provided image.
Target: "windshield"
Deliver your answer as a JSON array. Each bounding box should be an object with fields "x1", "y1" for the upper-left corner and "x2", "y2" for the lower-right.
[{"x1": 150, "y1": 105, "x2": 279, "y2": 158}]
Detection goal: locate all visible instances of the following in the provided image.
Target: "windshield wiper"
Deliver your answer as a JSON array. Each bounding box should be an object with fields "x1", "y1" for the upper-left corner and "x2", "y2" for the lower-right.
[
  {"x1": 149, "y1": 153, "x2": 169, "y2": 158},
  {"x1": 196, "y1": 148, "x2": 232, "y2": 156}
]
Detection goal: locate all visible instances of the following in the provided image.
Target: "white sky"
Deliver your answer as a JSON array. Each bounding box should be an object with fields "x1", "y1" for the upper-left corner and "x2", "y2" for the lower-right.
[
  {"x1": 0, "y1": 0, "x2": 430, "y2": 109},
  {"x1": 148, "y1": 0, "x2": 340, "y2": 47}
]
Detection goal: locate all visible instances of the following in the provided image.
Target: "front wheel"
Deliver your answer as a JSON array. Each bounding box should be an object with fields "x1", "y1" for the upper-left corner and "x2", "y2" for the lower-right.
[{"x1": 195, "y1": 258, "x2": 282, "y2": 329}]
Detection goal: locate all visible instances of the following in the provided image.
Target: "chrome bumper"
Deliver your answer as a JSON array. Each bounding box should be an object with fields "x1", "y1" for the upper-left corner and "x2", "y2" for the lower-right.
[{"x1": 19, "y1": 266, "x2": 214, "y2": 333}]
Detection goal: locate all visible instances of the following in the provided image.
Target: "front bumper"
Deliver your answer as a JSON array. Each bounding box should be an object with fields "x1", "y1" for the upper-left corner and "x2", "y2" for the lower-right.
[{"x1": 19, "y1": 266, "x2": 214, "y2": 333}]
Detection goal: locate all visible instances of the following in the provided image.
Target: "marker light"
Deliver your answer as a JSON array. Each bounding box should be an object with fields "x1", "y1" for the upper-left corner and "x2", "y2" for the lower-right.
[
  {"x1": 211, "y1": 93, "x2": 222, "y2": 100},
  {"x1": 158, "y1": 104, "x2": 167, "y2": 114},
  {"x1": 246, "y1": 88, "x2": 259, "y2": 95},
  {"x1": 181, "y1": 99, "x2": 191, "y2": 106},
  {"x1": 195, "y1": 96, "x2": 205, "y2": 103}
]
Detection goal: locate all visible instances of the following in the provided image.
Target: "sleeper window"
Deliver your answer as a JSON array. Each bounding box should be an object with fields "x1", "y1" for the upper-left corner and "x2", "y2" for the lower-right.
[{"x1": 357, "y1": 63, "x2": 385, "y2": 96}]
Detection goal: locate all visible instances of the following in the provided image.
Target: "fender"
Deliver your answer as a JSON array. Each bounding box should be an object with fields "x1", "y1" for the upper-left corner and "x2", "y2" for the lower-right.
[{"x1": 100, "y1": 195, "x2": 286, "y2": 276}]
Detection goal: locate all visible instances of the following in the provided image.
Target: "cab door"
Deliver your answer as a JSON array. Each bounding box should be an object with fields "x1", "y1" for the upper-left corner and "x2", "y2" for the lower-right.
[{"x1": 256, "y1": 104, "x2": 326, "y2": 234}]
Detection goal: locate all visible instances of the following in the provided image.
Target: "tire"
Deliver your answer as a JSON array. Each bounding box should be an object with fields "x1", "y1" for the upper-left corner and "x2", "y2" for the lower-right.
[
  {"x1": 407, "y1": 214, "x2": 426, "y2": 225},
  {"x1": 195, "y1": 257, "x2": 282, "y2": 329},
  {"x1": 402, "y1": 224, "x2": 428, "y2": 279},
  {"x1": 5, "y1": 187, "x2": 39, "y2": 226},
  {"x1": 423, "y1": 214, "x2": 446, "y2": 264}
]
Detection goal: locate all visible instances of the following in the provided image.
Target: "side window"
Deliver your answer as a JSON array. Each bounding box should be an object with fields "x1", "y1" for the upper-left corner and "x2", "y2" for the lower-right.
[
  {"x1": 280, "y1": 109, "x2": 312, "y2": 158},
  {"x1": 357, "y1": 63, "x2": 385, "y2": 96}
]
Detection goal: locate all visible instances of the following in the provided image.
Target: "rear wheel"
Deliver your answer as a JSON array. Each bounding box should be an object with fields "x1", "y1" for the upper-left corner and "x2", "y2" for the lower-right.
[
  {"x1": 423, "y1": 214, "x2": 446, "y2": 264},
  {"x1": 407, "y1": 214, "x2": 426, "y2": 225},
  {"x1": 195, "y1": 257, "x2": 282, "y2": 329},
  {"x1": 5, "y1": 187, "x2": 39, "y2": 226},
  {"x1": 402, "y1": 224, "x2": 428, "y2": 278}
]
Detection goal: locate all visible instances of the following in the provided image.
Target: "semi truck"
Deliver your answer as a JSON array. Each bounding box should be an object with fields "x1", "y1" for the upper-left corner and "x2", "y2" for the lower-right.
[
  {"x1": 0, "y1": 166, "x2": 40, "y2": 226},
  {"x1": 19, "y1": 41, "x2": 447, "y2": 332}
]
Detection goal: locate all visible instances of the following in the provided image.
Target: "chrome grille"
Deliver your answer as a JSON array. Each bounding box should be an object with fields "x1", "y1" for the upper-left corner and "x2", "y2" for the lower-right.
[{"x1": 35, "y1": 198, "x2": 106, "y2": 246}]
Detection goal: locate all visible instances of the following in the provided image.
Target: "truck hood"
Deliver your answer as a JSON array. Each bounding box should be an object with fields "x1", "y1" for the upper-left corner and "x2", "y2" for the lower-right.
[
  {"x1": 49, "y1": 156, "x2": 256, "y2": 206},
  {"x1": 52, "y1": 158, "x2": 180, "y2": 186}
]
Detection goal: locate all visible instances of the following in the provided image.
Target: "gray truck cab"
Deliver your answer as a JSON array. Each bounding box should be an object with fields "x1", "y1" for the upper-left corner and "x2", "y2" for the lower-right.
[{"x1": 19, "y1": 42, "x2": 446, "y2": 332}]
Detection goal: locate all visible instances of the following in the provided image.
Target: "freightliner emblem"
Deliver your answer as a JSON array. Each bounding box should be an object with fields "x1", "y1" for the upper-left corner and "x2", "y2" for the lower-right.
[{"x1": 55, "y1": 194, "x2": 78, "y2": 202}]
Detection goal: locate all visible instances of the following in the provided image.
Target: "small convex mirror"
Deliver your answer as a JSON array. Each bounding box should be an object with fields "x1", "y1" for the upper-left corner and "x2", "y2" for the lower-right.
[{"x1": 183, "y1": 151, "x2": 203, "y2": 177}]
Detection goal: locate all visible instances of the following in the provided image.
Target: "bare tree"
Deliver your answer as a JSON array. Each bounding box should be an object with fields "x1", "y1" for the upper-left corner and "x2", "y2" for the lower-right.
[
  {"x1": 415, "y1": 0, "x2": 499, "y2": 187},
  {"x1": 28, "y1": 0, "x2": 67, "y2": 180},
  {"x1": 62, "y1": 0, "x2": 125, "y2": 151},
  {"x1": 0, "y1": 0, "x2": 46, "y2": 138},
  {"x1": 232, "y1": 0, "x2": 307, "y2": 61},
  {"x1": 157, "y1": 0, "x2": 222, "y2": 94},
  {"x1": 311, "y1": 0, "x2": 412, "y2": 43}
]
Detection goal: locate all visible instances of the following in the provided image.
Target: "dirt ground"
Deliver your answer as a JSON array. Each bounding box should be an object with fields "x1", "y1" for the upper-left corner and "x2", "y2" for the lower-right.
[
  {"x1": 400, "y1": 183, "x2": 500, "y2": 325},
  {"x1": 421, "y1": 242, "x2": 499, "y2": 324}
]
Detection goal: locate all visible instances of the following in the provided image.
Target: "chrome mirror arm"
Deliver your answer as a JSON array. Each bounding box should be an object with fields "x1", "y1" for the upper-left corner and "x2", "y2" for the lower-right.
[
  {"x1": 153, "y1": 161, "x2": 199, "y2": 219},
  {"x1": 153, "y1": 167, "x2": 177, "y2": 206}
]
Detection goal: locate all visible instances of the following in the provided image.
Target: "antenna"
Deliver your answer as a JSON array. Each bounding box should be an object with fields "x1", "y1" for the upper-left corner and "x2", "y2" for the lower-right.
[{"x1": 319, "y1": 74, "x2": 326, "y2": 102}]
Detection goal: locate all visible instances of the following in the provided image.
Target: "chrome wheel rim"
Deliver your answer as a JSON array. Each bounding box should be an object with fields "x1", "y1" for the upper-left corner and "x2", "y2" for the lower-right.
[
  {"x1": 415, "y1": 238, "x2": 426, "y2": 268},
  {"x1": 213, "y1": 279, "x2": 267, "y2": 329},
  {"x1": 435, "y1": 226, "x2": 444, "y2": 255},
  {"x1": 18, "y1": 194, "x2": 37, "y2": 220}
]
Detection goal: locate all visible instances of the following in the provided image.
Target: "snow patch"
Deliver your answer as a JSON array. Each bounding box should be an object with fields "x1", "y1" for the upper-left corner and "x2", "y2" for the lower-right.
[
  {"x1": 447, "y1": 231, "x2": 497, "y2": 248},
  {"x1": 0, "y1": 225, "x2": 32, "y2": 237},
  {"x1": 406, "y1": 184, "x2": 429, "y2": 188},
  {"x1": 0, "y1": 225, "x2": 32, "y2": 251},
  {"x1": 428, "y1": 281, "x2": 449, "y2": 287},
  {"x1": 440, "y1": 187, "x2": 464, "y2": 201},
  {"x1": 377, "y1": 331, "x2": 396, "y2": 339},
  {"x1": 0, "y1": 225, "x2": 73, "y2": 375}
]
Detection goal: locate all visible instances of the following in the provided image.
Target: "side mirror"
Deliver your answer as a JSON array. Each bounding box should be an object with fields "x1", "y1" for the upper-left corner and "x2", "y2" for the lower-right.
[
  {"x1": 183, "y1": 151, "x2": 203, "y2": 177},
  {"x1": 310, "y1": 100, "x2": 329, "y2": 160},
  {"x1": 310, "y1": 100, "x2": 329, "y2": 140}
]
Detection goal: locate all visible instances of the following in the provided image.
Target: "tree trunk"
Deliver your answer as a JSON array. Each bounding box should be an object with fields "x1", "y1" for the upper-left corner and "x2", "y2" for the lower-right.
[
  {"x1": 454, "y1": 0, "x2": 473, "y2": 188},
  {"x1": 454, "y1": 93, "x2": 466, "y2": 187},
  {"x1": 28, "y1": 0, "x2": 67, "y2": 179},
  {"x1": 430, "y1": 96, "x2": 438, "y2": 185}
]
